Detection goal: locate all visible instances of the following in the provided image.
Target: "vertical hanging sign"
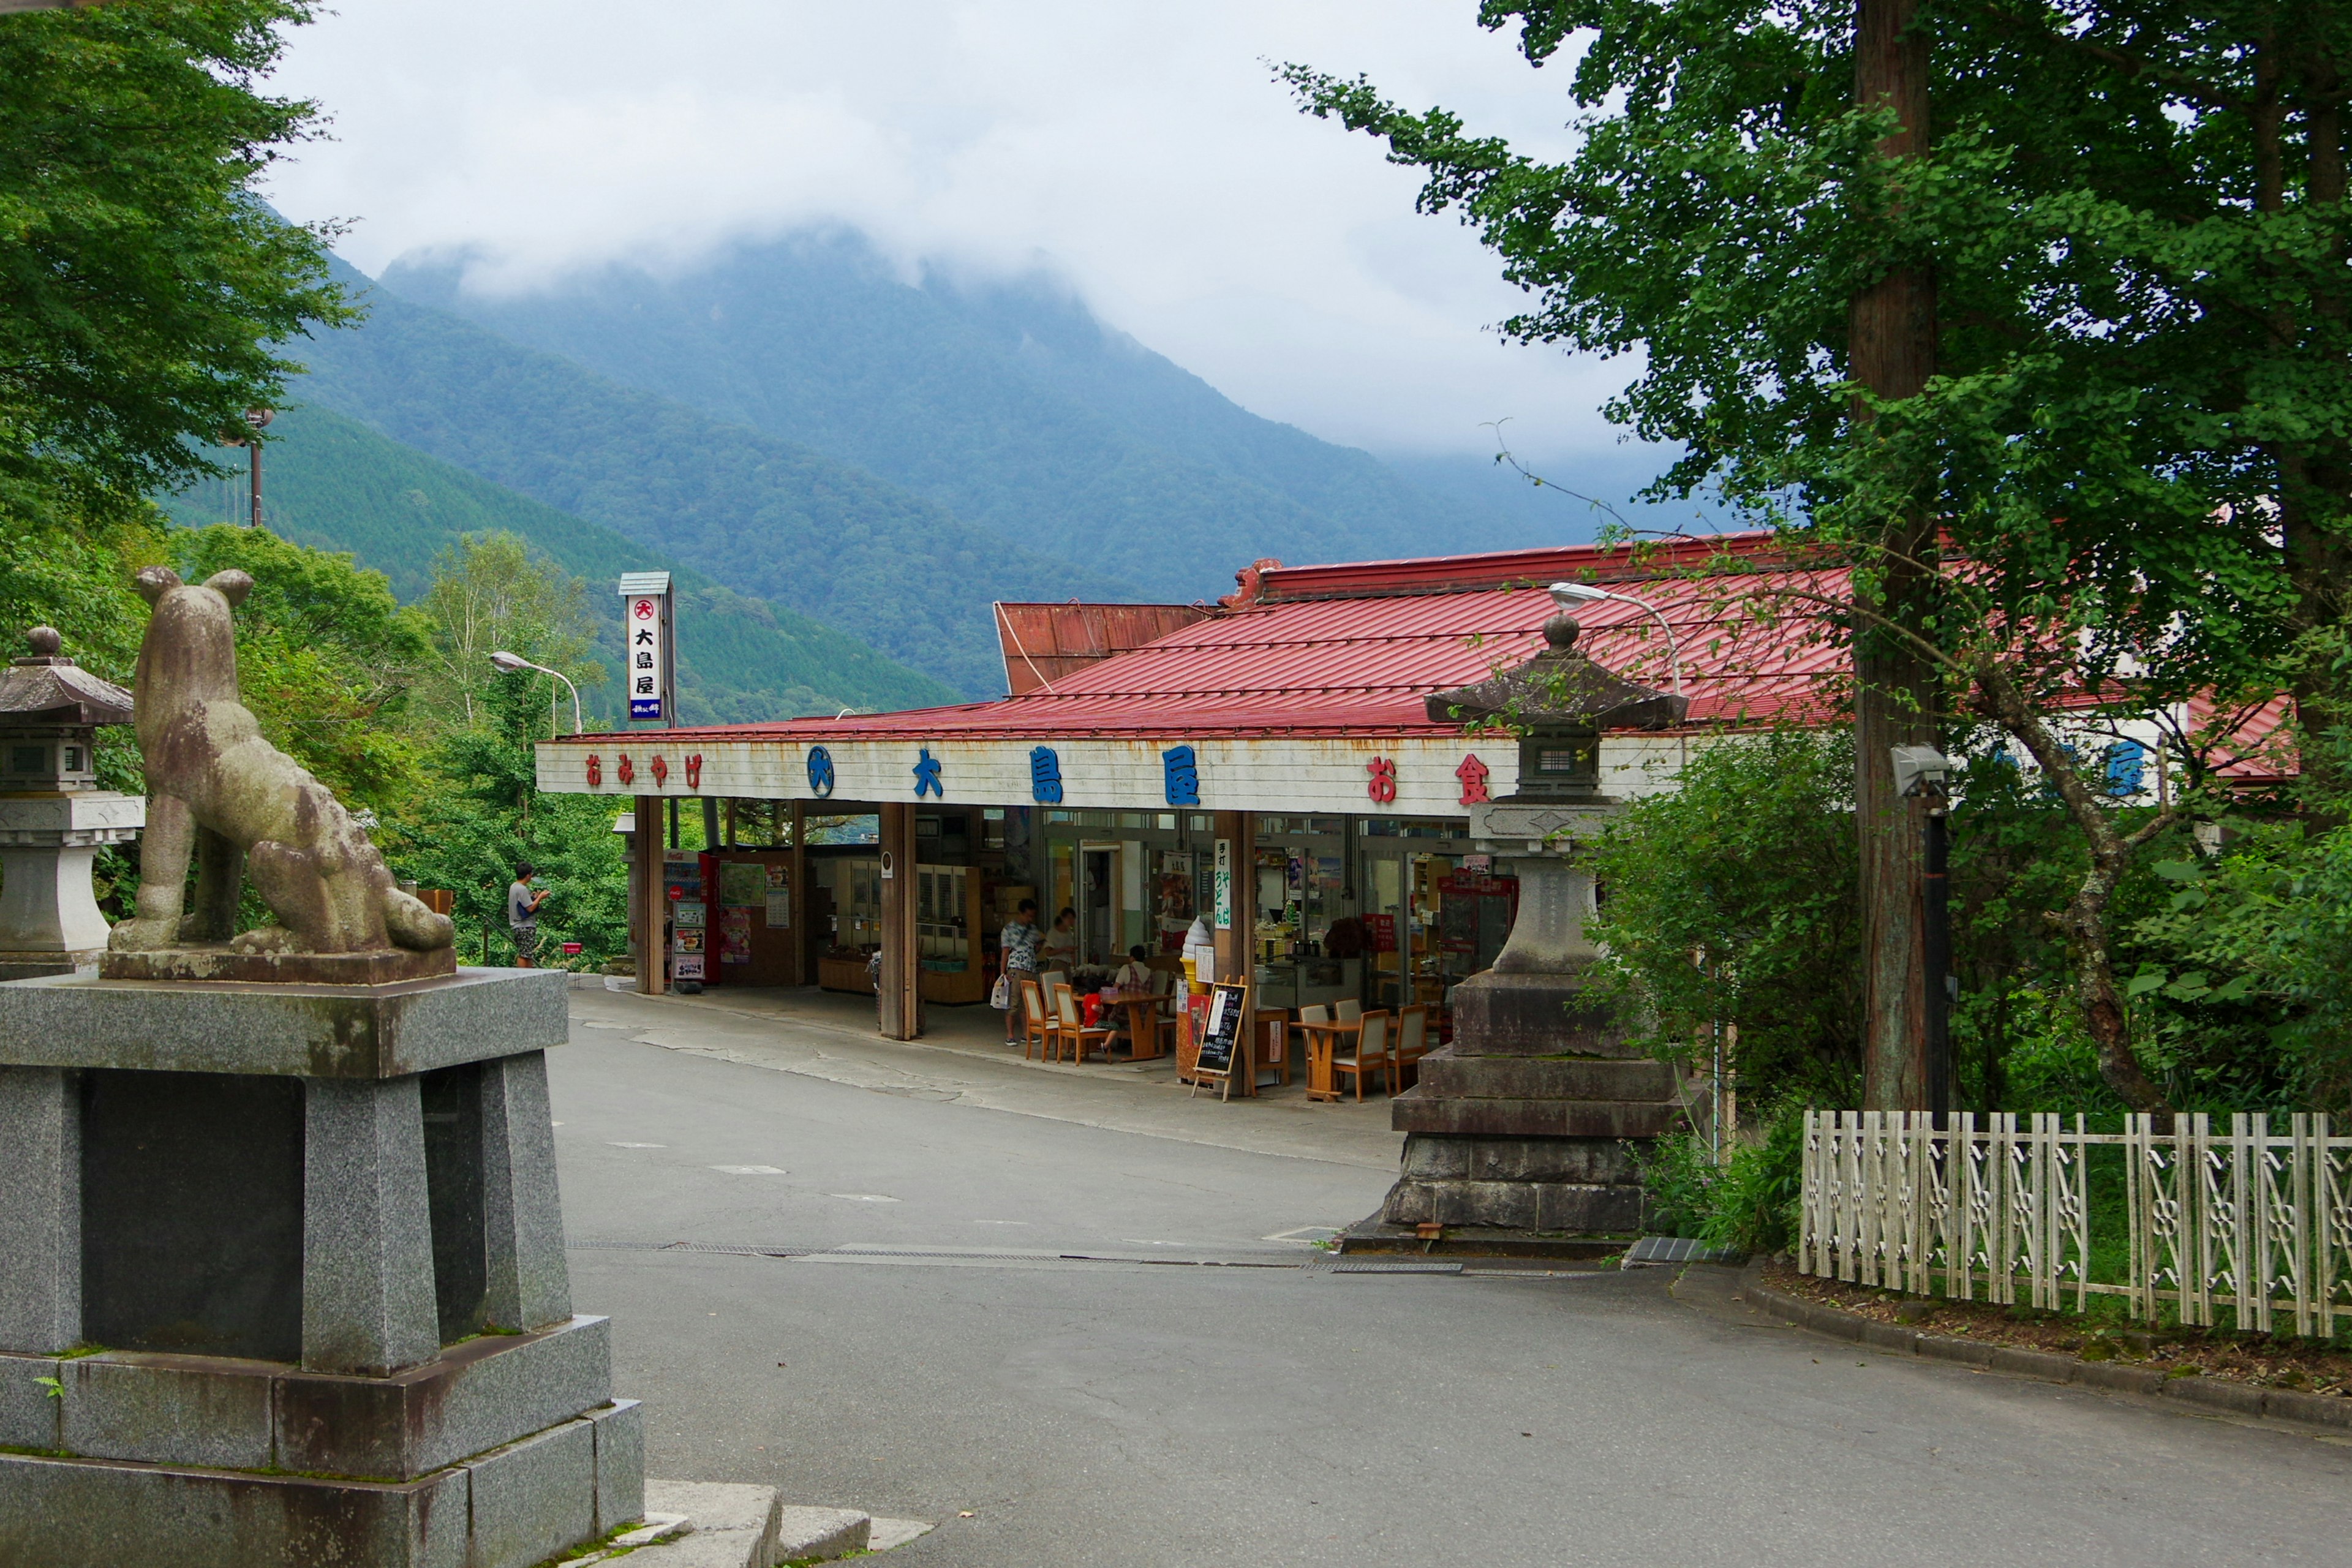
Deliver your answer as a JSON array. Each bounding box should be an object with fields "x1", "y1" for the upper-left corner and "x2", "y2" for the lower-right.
[
  {"x1": 1213, "y1": 839, "x2": 1232, "y2": 931},
  {"x1": 618, "y1": 571, "x2": 673, "y2": 725}
]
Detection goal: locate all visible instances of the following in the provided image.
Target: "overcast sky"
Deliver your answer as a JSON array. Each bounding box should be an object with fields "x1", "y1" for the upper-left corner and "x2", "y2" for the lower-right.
[{"x1": 263, "y1": 3, "x2": 1635, "y2": 468}]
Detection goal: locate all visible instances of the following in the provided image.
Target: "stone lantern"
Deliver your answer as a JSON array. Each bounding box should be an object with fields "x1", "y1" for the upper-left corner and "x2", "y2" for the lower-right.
[
  {"x1": 0, "y1": 628, "x2": 141, "y2": 978},
  {"x1": 1376, "y1": 610, "x2": 1690, "y2": 1242}
]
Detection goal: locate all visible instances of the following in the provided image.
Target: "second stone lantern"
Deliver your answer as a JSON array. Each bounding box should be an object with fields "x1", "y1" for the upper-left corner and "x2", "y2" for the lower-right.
[
  {"x1": 1376, "y1": 606, "x2": 1691, "y2": 1242},
  {"x1": 0, "y1": 628, "x2": 141, "y2": 979}
]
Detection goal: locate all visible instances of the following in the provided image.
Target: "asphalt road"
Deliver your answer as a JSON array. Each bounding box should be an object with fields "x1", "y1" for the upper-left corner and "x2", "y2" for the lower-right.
[{"x1": 552, "y1": 993, "x2": 2352, "y2": 1568}]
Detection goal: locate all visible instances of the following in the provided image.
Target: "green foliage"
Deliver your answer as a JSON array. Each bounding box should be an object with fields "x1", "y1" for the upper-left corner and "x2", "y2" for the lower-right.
[
  {"x1": 159, "y1": 402, "x2": 956, "y2": 720},
  {"x1": 1281, "y1": 5, "x2": 2325, "y2": 706},
  {"x1": 0, "y1": 0, "x2": 351, "y2": 511},
  {"x1": 412, "y1": 532, "x2": 602, "y2": 732},
  {"x1": 384, "y1": 673, "x2": 628, "y2": 970},
  {"x1": 1633, "y1": 1112, "x2": 1805, "y2": 1254},
  {"x1": 1586, "y1": 728, "x2": 1864, "y2": 1112}
]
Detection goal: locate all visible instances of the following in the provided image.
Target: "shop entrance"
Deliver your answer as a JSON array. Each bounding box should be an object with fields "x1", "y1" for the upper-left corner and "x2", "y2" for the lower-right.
[{"x1": 1079, "y1": 845, "x2": 1117, "y2": 966}]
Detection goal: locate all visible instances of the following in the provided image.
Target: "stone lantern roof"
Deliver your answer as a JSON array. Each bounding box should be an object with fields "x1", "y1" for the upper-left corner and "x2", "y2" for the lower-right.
[
  {"x1": 0, "y1": 628, "x2": 134, "y2": 727},
  {"x1": 1423, "y1": 612, "x2": 1686, "y2": 731}
]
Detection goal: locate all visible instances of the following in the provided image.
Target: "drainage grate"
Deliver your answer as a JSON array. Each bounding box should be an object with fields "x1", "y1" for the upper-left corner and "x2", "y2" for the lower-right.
[
  {"x1": 1621, "y1": 1235, "x2": 1744, "y2": 1267},
  {"x1": 1298, "y1": 1255, "x2": 1464, "y2": 1275}
]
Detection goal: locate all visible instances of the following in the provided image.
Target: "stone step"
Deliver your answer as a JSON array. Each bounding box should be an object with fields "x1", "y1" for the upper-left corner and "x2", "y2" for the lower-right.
[
  {"x1": 1412, "y1": 1048, "x2": 1677, "y2": 1102},
  {"x1": 1390, "y1": 1087, "x2": 1683, "y2": 1139},
  {"x1": 1383, "y1": 1177, "x2": 1644, "y2": 1232},
  {"x1": 579, "y1": 1483, "x2": 895, "y2": 1566}
]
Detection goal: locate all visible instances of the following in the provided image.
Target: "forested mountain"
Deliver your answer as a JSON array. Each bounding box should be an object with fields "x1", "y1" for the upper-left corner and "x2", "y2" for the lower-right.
[
  {"x1": 378, "y1": 235, "x2": 1566, "y2": 600},
  {"x1": 162, "y1": 403, "x2": 957, "y2": 722},
  {"x1": 282, "y1": 254, "x2": 1140, "y2": 698}
]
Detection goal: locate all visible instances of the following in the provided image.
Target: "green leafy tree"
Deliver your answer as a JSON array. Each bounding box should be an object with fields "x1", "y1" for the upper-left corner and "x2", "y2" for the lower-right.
[
  {"x1": 1283, "y1": 2, "x2": 2344, "y2": 1110},
  {"x1": 1588, "y1": 728, "x2": 1865, "y2": 1112},
  {"x1": 412, "y1": 532, "x2": 603, "y2": 731},
  {"x1": 0, "y1": 0, "x2": 351, "y2": 513},
  {"x1": 385, "y1": 673, "x2": 628, "y2": 968}
]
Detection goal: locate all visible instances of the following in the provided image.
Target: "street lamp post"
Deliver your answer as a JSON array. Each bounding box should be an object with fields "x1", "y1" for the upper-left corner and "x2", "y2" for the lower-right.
[
  {"x1": 1893, "y1": 744, "x2": 1957, "y2": 1119},
  {"x1": 220, "y1": 407, "x2": 273, "y2": 529},
  {"x1": 1547, "y1": 580, "x2": 1682, "y2": 699},
  {"x1": 490, "y1": 650, "x2": 582, "y2": 737}
]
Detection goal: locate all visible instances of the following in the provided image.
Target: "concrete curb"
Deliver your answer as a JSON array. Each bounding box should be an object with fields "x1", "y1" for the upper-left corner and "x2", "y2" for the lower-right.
[{"x1": 1738, "y1": 1262, "x2": 2352, "y2": 1435}]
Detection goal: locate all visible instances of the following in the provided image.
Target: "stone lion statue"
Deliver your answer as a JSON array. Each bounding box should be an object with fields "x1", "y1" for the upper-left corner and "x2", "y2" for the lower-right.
[{"x1": 107, "y1": 566, "x2": 454, "y2": 957}]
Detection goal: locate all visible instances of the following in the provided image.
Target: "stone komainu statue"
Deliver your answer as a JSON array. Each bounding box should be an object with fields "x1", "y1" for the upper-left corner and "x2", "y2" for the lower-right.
[{"x1": 107, "y1": 567, "x2": 454, "y2": 957}]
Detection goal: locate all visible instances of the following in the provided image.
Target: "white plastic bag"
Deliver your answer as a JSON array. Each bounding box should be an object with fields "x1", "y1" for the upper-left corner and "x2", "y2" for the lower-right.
[{"x1": 989, "y1": 972, "x2": 1011, "y2": 1010}]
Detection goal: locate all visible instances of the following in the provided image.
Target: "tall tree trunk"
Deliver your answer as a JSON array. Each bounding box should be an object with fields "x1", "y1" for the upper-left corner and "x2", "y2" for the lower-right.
[{"x1": 1850, "y1": 0, "x2": 1938, "y2": 1109}]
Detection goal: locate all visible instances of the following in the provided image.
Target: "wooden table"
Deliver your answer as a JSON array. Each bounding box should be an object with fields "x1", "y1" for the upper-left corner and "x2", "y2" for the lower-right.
[
  {"x1": 1295, "y1": 1019, "x2": 1362, "y2": 1103},
  {"x1": 1107, "y1": 992, "x2": 1169, "y2": 1061}
]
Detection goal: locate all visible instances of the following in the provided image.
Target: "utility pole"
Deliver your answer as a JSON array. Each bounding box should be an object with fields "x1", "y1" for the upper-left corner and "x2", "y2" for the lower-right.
[
  {"x1": 222, "y1": 407, "x2": 272, "y2": 529},
  {"x1": 1850, "y1": 0, "x2": 1938, "y2": 1110}
]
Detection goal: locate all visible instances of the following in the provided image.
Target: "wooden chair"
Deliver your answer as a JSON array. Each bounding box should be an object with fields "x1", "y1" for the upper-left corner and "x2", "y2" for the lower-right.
[
  {"x1": 1334, "y1": 997, "x2": 1363, "y2": 1024},
  {"x1": 1038, "y1": 969, "x2": 1069, "y2": 1003},
  {"x1": 1050, "y1": 983, "x2": 1114, "y2": 1065},
  {"x1": 1019, "y1": 976, "x2": 1053, "y2": 1060},
  {"x1": 1330, "y1": 1009, "x2": 1393, "y2": 1102},
  {"x1": 1392, "y1": 1004, "x2": 1428, "y2": 1090}
]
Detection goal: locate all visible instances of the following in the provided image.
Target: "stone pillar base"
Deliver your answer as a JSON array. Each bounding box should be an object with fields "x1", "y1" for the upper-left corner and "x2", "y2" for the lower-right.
[
  {"x1": 1366, "y1": 969, "x2": 1685, "y2": 1243},
  {"x1": 0, "y1": 1316, "x2": 639, "y2": 1568}
]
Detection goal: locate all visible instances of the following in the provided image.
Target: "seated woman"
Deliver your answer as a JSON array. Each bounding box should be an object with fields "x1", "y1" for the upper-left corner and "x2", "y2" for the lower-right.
[{"x1": 1111, "y1": 944, "x2": 1153, "y2": 995}]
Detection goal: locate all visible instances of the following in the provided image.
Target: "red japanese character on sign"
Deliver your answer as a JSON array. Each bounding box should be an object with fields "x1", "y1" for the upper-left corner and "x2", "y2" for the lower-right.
[
  {"x1": 650, "y1": 755, "x2": 669, "y2": 786},
  {"x1": 585, "y1": 754, "x2": 601, "y2": 786},
  {"x1": 684, "y1": 753, "x2": 703, "y2": 790},
  {"x1": 616, "y1": 753, "x2": 635, "y2": 785},
  {"x1": 1366, "y1": 756, "x2": 1398, "y2": 805},
  {"x1": 1455, "y1": 753, "x2": 1491, "y2": 806}
]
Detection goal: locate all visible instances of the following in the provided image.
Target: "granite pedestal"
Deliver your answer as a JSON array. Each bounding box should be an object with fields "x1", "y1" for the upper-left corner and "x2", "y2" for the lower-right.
[{"x1": 0, "y1": 967, "x2": 642, "y2": 1568}]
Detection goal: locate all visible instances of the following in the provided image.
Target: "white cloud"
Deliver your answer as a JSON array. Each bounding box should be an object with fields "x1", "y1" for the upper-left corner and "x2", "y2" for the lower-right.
[{"x1": 262, "y1": 1, "x2": 1635, "y2": 464}]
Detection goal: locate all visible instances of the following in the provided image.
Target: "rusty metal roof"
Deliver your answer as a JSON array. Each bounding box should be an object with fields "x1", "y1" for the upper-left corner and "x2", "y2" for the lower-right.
[
  {"x1": 994, "y1": 602, "x2": 1215, "y2": 695},
  {"x1": 554, "y1": 535, "x2": 1855, "y2": 747}
]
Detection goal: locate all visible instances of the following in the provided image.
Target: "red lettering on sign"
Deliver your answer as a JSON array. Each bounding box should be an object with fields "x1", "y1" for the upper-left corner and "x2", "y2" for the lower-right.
[
  {"x1": 1455, "y1": 753, "x2": 1491, "y2": 806},
  {"x1": 584, "y1": 754, "x2": 601, "y2": 786},
  {"x1": 1366, "y1": 756, "x2": 1398, "y2": 805},
  {"x1": 650, "y1": 755, "x2": 669, "y2": 786},
  {"x1": 685, "y1": 753, "x2": 703, "y2": 789},
  {"x1": 616, "y1": 753, "x2": 635, "y2": 785}
]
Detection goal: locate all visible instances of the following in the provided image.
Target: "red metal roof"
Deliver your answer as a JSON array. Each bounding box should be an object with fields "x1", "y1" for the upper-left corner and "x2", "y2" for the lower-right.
[{"x1": 555, "y1": 535, "x2": 1854, "y2": 746}]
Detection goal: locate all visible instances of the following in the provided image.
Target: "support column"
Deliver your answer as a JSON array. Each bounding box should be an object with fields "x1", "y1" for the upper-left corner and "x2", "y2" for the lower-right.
[
  {"x1": 1215, "y1": 810, "x2": 1254, "y2": 995},
  {"x1": 478, "y1": 1052, "x2": 573, "y2": 1333},
  {"x1": 790, "y1": 801, "x2": 807, "y2": 987},
  {"x1": 878, "y1": 803, "x2": 922, "y2": 1039},
  {"x1": 302, "y1": 1077, "x2": 440, "y2": 1375},
  {"x1": 634, "y1": 793, "x2": 664, "y2": 995},
  {"x1": 0, "y1": 1066, "x2": 80, "y2": 1353}
]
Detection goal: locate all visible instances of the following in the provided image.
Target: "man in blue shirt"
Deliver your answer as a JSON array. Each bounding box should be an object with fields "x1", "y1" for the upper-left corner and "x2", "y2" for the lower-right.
[{"x1": 999, "y1": 898, "x2": 1040, "y2": 1042}]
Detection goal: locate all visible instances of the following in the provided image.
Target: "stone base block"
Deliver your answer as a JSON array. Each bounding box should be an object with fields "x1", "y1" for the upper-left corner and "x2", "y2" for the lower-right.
[
  {"x1": 1413, "y1": 1047, "x2": 1676, "y2": 1102},
  {"x1": 1382, "y1": 1177, "x2": 1644, "y2": 1232},
  {"x1": 98, "y1": 943, "x2": 457, "y2": 986},
  {"x1": 467, "y1": 1419, "x2": 594, "y2": 1568},
  {"x1": 0, "y1": 1401, "x2": 637, "y2": 1568},
  {"x1": 1398, "y1": 1131, "x2": 1643, "y2": 1186},
  {"x1": 1447, "y1": 970, "x2": 1640, "y2": 1058},
  {"x1": 1390, "y1": 1086, "x2": 1682, "y2": 1139},
  {"x1": 0, "y1": 966, "x2": 567, "y2": 1078},
  {"x1": 20, "y1": 1313, "x2": 613, "y2": 1479},
  {"x1": 0, "y1": 1450, "x2": 470, "y2": 1568}
]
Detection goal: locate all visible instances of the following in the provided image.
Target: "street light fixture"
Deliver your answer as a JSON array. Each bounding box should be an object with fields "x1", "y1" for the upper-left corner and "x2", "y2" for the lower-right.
[
  {"x1": 1547, "y1": 580, "x2": 1683, "y2": 699},
  {"x1": 490, "y1": 650, "x2": 582, "y2": 737},
  {"x1": 220, "y1": 407, "x2": 273, "y2": 529}
]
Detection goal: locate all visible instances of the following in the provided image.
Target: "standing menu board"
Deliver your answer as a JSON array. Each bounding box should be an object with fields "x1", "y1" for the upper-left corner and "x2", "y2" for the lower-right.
[{"x1": 1190, "y1": 981, "x2": 1250, "y2": 1101}]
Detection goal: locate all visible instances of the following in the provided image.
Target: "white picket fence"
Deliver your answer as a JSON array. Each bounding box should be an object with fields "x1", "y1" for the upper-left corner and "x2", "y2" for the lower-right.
[{"x1": 1798, "y1": 1110, "x2": 2352, "y2": 1338}]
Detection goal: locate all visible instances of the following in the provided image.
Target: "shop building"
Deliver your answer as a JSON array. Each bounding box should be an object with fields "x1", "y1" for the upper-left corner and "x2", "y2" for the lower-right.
[{"x1": 534, "y1": 535, "x2": 1834, "y2": 1039}]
